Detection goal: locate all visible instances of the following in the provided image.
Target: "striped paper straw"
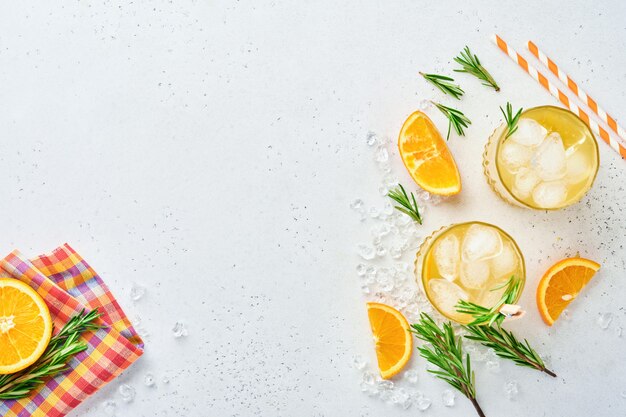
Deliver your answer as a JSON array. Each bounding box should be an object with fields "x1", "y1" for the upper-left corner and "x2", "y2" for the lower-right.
[
  {"x1": 528, "y1": 40, "x2": 626, "y2": 142},
  {"x1": 491, "y1": 34, "x2": 626, "y2": 159}
]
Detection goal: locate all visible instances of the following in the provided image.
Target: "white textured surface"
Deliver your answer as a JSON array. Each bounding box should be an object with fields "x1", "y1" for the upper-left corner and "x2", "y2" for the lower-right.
[{"x1": 1, "y1": 1, "x2": 626, "y2": 416}]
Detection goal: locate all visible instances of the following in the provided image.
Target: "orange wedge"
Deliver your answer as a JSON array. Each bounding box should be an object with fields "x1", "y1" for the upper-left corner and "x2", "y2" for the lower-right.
[
  {"x1": 398, "y1": 110, "x2": 461, "y2": 195},
  {"x1": 366, "y1": 302, "x2": 412, "y2": 379},
  {"x1": 0, "y1": 278, "x2": 52, "y2": 374},
  {"x1": 536, "y1": 257, "x2": 600, "y2": 326}
]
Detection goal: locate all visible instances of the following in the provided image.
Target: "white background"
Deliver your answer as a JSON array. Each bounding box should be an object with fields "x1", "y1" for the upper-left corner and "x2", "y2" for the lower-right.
[{"x1": 1, "y1": 1, "x2": 625, "y2": 416}]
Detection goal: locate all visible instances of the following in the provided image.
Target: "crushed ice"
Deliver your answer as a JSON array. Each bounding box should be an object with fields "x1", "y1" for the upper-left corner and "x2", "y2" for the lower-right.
[
  {"x1": 130, "y1": 283, "x2": 146, "y2": 302},
  {"x1": 102, "y1": 400, "x2": 117, "y2": 416},
  {"x1": 403, "y1": 369, "x2": 419, "y2": 384},
  {"x1": 442, "y1": 389, "x2": 456, "y2": 407},
  {"x1": 144, "y1": 373, "x2": 156, "y2": 387},
  {"x1": 504, "y1": 380, "x2": 519, "y2": 400},
  {"x1": 352, "y1": 130, "x2": 454, "y2": 409},
  {"x1": 351, "y1": 354, "x2": 367, "y2": 370},
  {"x1": 118, "y1": 384, "x2": 136, "y2": 403},
  {"x1": 413, "y1": 393, "x2": 432, "y2": 411},
  {"x1": 597, "y1": 312, "x2": 613, "y2": 330},
  {"x1": 172, "y1": 321, "x2": 189, "y2": 338}
]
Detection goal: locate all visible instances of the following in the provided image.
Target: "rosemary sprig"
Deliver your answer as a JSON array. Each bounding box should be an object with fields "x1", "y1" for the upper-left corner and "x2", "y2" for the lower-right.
[
  {"x1": 455, "y1": 277, "x2": 556, "y2": 377},
  {"x1": 454, "y1": 46, "x2": 500, "y2": 92},
  {"x1": 500, "y1": 102, "x2": 523, "y2": 139},
  {"x1": 0, "y1": 309, "x2": 102, "y2": 400},
  {"x1": 419, "y1": 72, "x2": 464, "y2": 99},
  {"x1": 455, "y1": 276, "x2": 522, "y2": 326},
  {"x1": 410, "y1": 314, "x2": 486, "y2": 417},
  {"x1": 432, "y1": 101, "x2": 472, "y2": 140},
  {"x1": 463, "y1": 324, "x2": 556, "y2": 377},
  {"x1": 387, "y1": 184, "x2": 423, "y2": 224}
]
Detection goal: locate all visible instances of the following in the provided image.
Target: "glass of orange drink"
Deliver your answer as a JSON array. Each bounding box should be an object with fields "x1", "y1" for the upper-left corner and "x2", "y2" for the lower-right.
[
  {"x1": 483, "y1": 105, "x2": 599, "y2": 210},
  {"x1": 415, "y1": 221, "x2": 525, "y2": 324}
]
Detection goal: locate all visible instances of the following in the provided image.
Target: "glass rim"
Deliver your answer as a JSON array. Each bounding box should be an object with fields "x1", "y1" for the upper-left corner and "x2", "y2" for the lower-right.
[
  {"x1": 418, "y1": 221, "x2": 526, "y2": 324},
  {"x1": 494, "y1": 105, "x2": 600, "y2": 210}
]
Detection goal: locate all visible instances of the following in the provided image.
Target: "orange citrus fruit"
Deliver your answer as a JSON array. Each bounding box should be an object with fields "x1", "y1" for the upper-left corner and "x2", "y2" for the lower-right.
[
  {"x1": 536, "y1": 257, "x2": 600, "y2": 326},
  {"x1": 366, "y1": 302, "x2": 412, "y2": 379},
  {"x1": 0, "y1": 278, "x2": 52, "y2": 374},
  {"x1": 398, "y1": 110, "x2": 461, "y2": 195}
]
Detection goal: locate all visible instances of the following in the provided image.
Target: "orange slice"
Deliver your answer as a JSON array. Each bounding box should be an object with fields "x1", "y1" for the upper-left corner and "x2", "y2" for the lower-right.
[
  {"x1": 536, "y1": 257, "x2": 600, "y2": 326},
  {"x1": 398, "y1": 110, "x2": 461, "y2": 195},
  {"x1": 0, "y1": 278, "x2": 52, "y2": 374},
  {"x1": 366, "y1": 302, "x2": 412, "y2": 379}
]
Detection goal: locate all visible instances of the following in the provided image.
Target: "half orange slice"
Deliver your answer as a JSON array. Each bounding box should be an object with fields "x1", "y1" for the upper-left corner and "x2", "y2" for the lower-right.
[
  {"x1": 536, "y1": 257, "x2": 600, "y2": 326},
  {"x1": 398, "y1": 110, "x2": 461, "y2": 195},
  {"x1": 366, "y1": 302, "x2": 412, "y2": 379},
  {"x1": 0, "y1": 278, "x2": 52, "y2": 374}
]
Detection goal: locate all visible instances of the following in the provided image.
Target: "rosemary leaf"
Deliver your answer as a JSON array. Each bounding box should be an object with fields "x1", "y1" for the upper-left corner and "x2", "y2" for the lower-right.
[
  {"x1": 420, "y1": 72, "x2": 464, "y2": 99},
  {"x1": 455, "y1": 276, "x2": 522, "y2": 326},
  {"x1": 463, "y1": 323, "x2": 556, "y2": 377},
  {"x1": 387, "y1": 184, "x2": 423, "y2": 224},
  {"x1": 0, "y1": 309, "x2": 102, "y2": 400},
  {"x1": 410, "y1": 314, "x2": 486, "y2": 417},
  {"x1": 431, "y1": 101, "x2": 472, "y2": 140},
  {"x1": 500, "y1": 102, "x2": 523, "y2": 139},
  {"x1": 455, "y1": 277, "x2": 556, "y2": 378},
  {"x1": 454, "y1": 46, "x2": 500, "y2": 92}
]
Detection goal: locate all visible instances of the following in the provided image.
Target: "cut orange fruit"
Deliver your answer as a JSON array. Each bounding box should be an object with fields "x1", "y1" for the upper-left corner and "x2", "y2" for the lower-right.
[
  {"x1": 536, "y1": 257, "x2": 600, "y2": 326},
  {"x1": 398, "y1": 110, "x2": 461, "y2": 195},
  {"x1": 366, "y1": 302, "x2": 412, "y2": 379},
  {"x1": 0, "y1": 278, "x2": 52, "y2": 374}
]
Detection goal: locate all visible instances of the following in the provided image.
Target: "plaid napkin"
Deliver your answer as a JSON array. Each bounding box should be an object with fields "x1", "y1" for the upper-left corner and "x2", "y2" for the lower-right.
[{"x1": 0, "y1": 244, "x2": 144, "y2": 417}]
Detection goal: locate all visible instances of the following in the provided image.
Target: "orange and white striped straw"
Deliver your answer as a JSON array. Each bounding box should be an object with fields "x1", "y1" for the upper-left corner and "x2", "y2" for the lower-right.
[
  {"x1": 491, "y1": 34, "x2": 626, "y2": 159},
  {"x1": 527, "y1": 40, "x2": 626, "y2": 143}
]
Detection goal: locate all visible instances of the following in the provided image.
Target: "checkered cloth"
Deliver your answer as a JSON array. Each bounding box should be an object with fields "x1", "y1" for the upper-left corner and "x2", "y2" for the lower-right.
[{"x1": 0, "y1": 244, "x2": 144, "y2": 417}]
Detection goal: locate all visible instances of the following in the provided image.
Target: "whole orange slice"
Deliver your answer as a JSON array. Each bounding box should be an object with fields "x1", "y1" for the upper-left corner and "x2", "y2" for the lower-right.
[
  {"x1": 536, "y1": 257, "x2": 600, "y2": 326},
  {"x1": 398, "y1": 110, "x2": 461, "y2": 195},
  {"x1": 366, "y1": 302, "x2": 412, "y2": 379},
  {"x1": 0, "y1": 278, "x2": 52, "y2": 374}
]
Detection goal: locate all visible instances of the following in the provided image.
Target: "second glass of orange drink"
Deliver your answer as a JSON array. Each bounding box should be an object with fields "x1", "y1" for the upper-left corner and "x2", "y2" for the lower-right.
[{"x1": 415, "y1": 222, "x2": 525, "y2": 324}]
